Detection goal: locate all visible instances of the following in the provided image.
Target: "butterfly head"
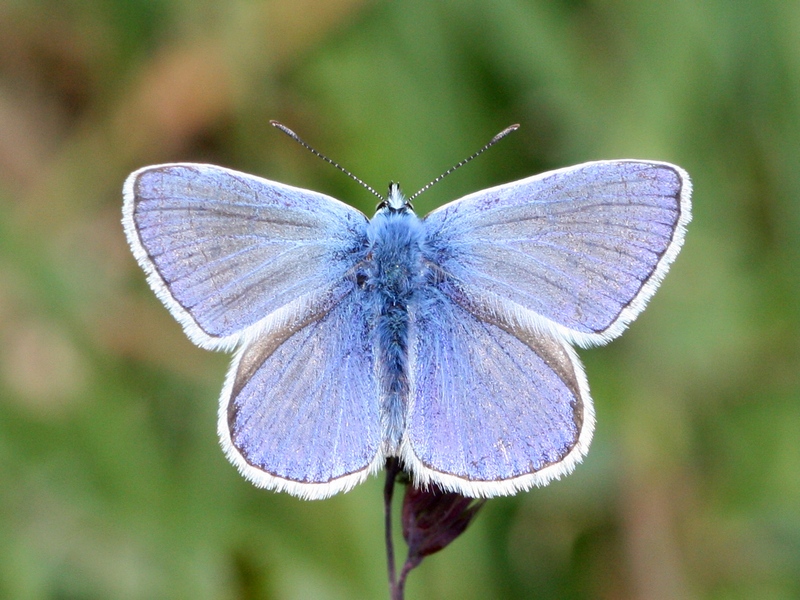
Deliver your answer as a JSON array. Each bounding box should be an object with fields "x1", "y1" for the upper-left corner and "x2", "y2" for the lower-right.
[{"x1": 377, "y1": 182, "x2": 415, "y2": 214}]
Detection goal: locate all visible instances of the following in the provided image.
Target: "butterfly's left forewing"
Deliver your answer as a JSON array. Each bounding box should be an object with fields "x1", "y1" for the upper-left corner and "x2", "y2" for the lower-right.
[{"x1": 123, "y1": 163, "x2": 369, "y2": 350}]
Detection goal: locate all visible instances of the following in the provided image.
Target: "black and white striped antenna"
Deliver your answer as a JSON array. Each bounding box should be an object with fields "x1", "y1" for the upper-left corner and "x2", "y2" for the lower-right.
[
  {"x1": 270, "y1": 120, "x2": 383, "y2": 202},
  {"x1": 272, "y1": 120, "x2": 520, "y2": 203},
  {"x1": 408, "y1": 124, "x2": 520, "y2": 201}
]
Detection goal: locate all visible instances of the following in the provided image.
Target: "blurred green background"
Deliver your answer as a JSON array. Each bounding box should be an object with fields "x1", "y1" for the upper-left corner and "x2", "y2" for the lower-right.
[{"x1": 1, "y1": 1, "x2": 798, "y2": 598}]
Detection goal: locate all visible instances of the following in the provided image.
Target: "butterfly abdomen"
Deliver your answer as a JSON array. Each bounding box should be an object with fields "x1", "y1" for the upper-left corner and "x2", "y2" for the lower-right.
[{"x1": 366, "y1": 209, "x2": 426, "y2": 452}]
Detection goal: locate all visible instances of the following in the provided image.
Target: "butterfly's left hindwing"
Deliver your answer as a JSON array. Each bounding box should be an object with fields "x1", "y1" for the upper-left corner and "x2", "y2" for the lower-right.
[{"x1": 220, "y1": 286, "x2": 383, "y2": 500}]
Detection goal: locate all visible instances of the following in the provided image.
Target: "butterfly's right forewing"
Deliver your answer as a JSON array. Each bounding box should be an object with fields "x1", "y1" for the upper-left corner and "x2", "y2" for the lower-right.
[{"x1": 423, "y1": 161, "x2": 691, "y2": 347}]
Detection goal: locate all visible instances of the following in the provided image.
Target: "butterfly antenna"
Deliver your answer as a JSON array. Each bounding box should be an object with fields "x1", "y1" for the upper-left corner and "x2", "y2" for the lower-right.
[
  {"x1": 408, "y1": 124, "x2": 520, "y2": 202},
  {"x1": 270, "y1": 120, "x2": 384, "y2": 201}
]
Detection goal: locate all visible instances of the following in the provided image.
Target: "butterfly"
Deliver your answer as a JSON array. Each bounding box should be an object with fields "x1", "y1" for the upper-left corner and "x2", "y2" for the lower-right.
[{"x1": 122, "y1": 126, "x2": 691, "y2": 500}]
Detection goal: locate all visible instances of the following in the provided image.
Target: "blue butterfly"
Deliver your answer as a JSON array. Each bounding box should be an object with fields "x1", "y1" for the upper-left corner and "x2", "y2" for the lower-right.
[{"x1": 122, "y1": 128, "x2": 691, "y2": 500}]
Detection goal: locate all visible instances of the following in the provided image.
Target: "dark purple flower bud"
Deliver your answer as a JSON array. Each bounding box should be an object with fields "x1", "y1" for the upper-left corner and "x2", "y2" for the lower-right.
[{"x1": 401, "y1": 485, "x2": 486, "y2": 569}]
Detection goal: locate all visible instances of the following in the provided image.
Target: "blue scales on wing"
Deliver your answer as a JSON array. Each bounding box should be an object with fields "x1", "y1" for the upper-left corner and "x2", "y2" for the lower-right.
[
  {"x1": 402, "y1": 283, "x2": 593, "y2": 497},
  {"x1": 124, "y1": 163, "x2": 370, "y2": 350},
  {"x1": 122, "y1": 155, "x2": 692, "y2": 499},
  {"x1": 124, "y1": 163, "x2": 382, "y2": 498},
  {"x1": 399, "y1": 160, "x2": 691, "y2": 496},
  {"x1": 222, "y1": 286, "x2": 383, "y2": 498},
  {"x1": 422, "y1": 161, "x2": 691, "y2": 348}
]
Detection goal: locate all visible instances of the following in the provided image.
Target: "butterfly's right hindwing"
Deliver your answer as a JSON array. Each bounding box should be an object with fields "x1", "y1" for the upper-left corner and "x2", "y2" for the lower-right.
[{"x1": 402, "y1": 284, "x2": 593, "y2": 497}]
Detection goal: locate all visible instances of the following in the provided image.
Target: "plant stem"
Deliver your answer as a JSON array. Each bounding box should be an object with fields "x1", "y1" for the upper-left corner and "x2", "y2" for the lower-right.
[
  {"x1": 384, "y1": 458, "x2": 402, "y2": 600},
  {"x1": 396, "y1": 556, "x2": 417, "y2": 599}
]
